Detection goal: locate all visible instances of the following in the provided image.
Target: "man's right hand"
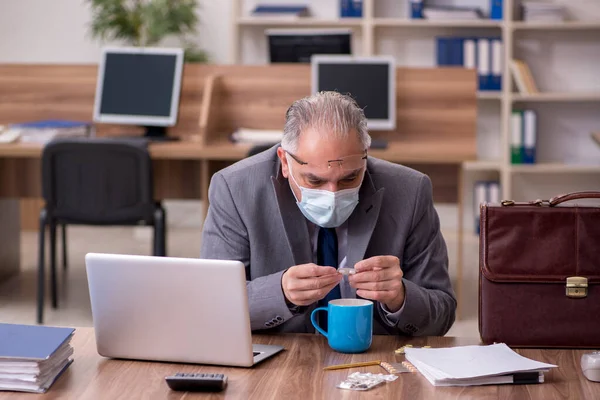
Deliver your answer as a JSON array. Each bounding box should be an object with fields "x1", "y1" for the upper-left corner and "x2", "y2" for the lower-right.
[{"x1": 281, "y1": 264, "x2": 342, "y2": 307}]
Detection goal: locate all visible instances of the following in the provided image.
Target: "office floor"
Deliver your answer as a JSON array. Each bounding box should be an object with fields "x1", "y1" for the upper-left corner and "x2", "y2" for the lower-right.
[{"x1": 0, "y1": 204, "x2": 480, "y2": 338}]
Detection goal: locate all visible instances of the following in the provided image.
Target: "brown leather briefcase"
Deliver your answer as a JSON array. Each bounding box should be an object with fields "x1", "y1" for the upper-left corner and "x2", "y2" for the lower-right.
[{"x1": 479, "y1": 191, "x2": 600, "y2": 348}]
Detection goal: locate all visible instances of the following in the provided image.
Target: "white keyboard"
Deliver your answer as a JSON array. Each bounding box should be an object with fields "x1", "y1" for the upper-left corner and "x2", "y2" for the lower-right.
[{"x1": 231, "y1": 128, "x2": 283, "y2": 144}]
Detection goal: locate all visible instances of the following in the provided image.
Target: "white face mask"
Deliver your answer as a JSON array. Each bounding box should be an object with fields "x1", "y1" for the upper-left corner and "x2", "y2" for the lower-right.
[{"x1": 287, "y1": 156, "x2": 362, "y2": 228}]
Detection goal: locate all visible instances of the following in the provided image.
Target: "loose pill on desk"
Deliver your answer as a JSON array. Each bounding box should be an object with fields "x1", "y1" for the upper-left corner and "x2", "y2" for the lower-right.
[{"x1": 338, "y1": 268, "x2": 356, "y2": 276}]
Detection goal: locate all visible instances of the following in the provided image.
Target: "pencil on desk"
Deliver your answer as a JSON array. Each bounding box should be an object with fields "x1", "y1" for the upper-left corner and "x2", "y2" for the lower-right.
[{"x1": 323, "y1": 360, "x2": 382, "y2": 371}]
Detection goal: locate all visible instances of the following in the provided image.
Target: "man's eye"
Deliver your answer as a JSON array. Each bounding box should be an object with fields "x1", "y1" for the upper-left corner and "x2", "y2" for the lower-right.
[
  {"x1": 341, "y1": 176, "x2": 358, "y2": 183},
  {"x1": 307, "y1": 179, "x2": 323, "y2": 185}
]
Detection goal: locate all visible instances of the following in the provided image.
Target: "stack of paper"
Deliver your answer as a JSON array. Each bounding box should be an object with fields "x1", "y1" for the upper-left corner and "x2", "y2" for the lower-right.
[
  {"x1": 522, "y1": 1, "x2": 565, "y2": 22},
  {"x1": 405, "y1": 343, "x2": 557, "y2": 387},
  {"x1": 0, "y1": 324, "x2": 75, "y2": 393}
]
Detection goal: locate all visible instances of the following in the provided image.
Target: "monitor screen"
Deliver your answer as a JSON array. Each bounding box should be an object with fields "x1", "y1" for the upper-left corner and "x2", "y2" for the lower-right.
[
  {"x1": 267, "y1": 29, "x2": 351, "y2": 63},
  {"x1": 311, "y1": 56, "x2": 396, "y2": 130},
  {"x1": 93, "y1": 47, "x2": 184, "y2": 132}
]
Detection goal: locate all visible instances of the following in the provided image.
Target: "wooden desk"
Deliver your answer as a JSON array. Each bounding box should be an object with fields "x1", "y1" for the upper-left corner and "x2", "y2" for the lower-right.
[{"x1": 3, "y1": 328, "x2": 597, "y2": 399}]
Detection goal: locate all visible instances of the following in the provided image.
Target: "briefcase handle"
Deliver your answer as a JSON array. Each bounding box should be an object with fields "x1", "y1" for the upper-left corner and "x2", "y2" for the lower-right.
[
  {"x1": 549, "y1": 191, "x2": 600, "y2": 207},
  {"x1": 501, "y1": 191, "x2": 600, "y2": 207}
]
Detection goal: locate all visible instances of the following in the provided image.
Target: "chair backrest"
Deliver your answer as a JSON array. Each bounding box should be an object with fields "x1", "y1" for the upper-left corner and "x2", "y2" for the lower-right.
[{"x1": 41, "y1": 138, "x2": 155, "y2": 224}]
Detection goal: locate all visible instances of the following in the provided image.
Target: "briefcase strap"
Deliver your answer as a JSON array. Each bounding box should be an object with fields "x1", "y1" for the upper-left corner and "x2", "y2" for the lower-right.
[
  {"x1": 549, "y1": 191, "x2": 600, "y2": 206},
  {"x1": 501, "y1": 191, "x2": 600, "y2": 208}
]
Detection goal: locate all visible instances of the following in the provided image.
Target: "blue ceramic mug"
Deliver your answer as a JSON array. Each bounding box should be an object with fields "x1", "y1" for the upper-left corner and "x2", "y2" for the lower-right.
[{"x1": 310, "y1": 299, "x2": 373, "y2": 353}]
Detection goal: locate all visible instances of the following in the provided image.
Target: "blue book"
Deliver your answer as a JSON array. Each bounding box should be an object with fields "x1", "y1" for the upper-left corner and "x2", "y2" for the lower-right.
[
  {"x1": 0, "y1": 323, "x2": 74, "y2": 360},
  {"x1": 12, "y1": 120, "x2": 91, "y2": 130},
  {"x1": 490, "y1": 0, "x2": 503, "y2": 20},
  {"x1": 252, "y1": 5, "x2": 309, "y2": 16}
]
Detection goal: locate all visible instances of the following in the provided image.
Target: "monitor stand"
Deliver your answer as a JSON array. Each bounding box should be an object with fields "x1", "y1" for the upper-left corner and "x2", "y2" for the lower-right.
[{"x1": 143, "y1": 126, "x2": 179, "y2": 142}]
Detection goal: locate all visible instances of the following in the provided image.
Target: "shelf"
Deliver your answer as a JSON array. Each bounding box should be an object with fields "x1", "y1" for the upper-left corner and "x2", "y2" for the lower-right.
[
  {"x1": 373, "y1": 18, "x2": 503, "y2": 28},
  {"x1": 512, "y1": 21, "x2": 600, "y2": 31},
  {"x1": 512, "y1": 93, "x2": 600, "y2": 102},
  {"x1": 237, "y1": 17, "x2": 363, "y2": 27},
  {"x1": 510, "y1": 163, "x2": 600, "y2": 173},
  {"x1": 477, "y1": 92, "x2": 502, "y2": 100},
  {"x1": 463, "y1": 160, "x2": 502, "y2": 171}
]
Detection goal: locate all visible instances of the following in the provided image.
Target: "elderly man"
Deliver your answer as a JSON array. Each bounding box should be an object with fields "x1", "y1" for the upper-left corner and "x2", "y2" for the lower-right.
[{"x1": 200, "y1": 91, "x2": 456, "y2": 336}]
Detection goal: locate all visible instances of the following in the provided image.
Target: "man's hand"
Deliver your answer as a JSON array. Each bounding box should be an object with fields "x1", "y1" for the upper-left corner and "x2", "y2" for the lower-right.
[
  {"x1": 348, "y1": 256, "x2": 405, "y2": 312},
  {"x1": 282, "y1": 264, "x2": 342, "y2": 307}
]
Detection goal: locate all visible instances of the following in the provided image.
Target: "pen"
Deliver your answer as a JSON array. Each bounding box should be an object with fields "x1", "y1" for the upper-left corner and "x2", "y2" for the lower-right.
[{"x1": 323, "y1": 360, "x2": 382, "y2": 371}]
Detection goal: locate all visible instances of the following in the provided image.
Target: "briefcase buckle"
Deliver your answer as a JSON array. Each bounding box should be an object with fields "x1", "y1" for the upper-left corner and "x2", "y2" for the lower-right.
[{"x1": 566, "y1": 276, "x2": 588, "y2": 298}]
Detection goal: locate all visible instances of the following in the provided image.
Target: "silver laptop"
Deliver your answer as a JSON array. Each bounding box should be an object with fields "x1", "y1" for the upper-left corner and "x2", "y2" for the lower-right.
[{"x1": 85, "y1": 253, "x2": 284, "y2": 367}]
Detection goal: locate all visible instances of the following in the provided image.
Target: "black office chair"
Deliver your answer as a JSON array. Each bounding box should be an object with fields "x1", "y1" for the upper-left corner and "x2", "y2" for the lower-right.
[
  {"x1": 37, "y1": 138, "x2": 167, "y2": 324},
  {"x1": 247, "y1": 143, "x2": 276, "y2": 157}
]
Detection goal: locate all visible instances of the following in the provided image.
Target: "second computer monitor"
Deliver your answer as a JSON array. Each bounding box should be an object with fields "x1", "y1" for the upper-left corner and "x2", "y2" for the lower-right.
[
  {"x1": 267, "y1": 29, "x2": 352, "y2": 63},
  {"x1": 311, "y1": 55, "x2": 396, "y2": 131},
  {"x1": 93, "y1": 46, "x2": 184, "y2": 140}
]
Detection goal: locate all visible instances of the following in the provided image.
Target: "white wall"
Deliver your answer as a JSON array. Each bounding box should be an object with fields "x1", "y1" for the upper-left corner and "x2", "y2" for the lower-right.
[{"x1": 0, "y1": 0, "x2": 232, "y2": 64}]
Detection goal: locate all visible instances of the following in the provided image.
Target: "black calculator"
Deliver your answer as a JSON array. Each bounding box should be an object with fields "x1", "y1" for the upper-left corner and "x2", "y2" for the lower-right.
[{"x1": 165, "y1": 372, "x2": 227, "y2": 392}]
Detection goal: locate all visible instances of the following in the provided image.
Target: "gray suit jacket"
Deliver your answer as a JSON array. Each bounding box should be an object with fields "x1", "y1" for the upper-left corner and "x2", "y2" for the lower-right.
[{"x1": 200, "y1": 145, "x2": 456, "y2": 336}]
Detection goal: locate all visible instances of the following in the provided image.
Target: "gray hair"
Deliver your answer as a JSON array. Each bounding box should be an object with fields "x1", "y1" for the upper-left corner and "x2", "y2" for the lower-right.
[{"x1": 281, "y1": 91, "x2": 371, "y2": 152}]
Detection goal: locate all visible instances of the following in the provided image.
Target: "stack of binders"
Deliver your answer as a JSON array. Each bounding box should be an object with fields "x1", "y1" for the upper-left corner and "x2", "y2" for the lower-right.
[
  {"x1": 0, "y1": 324, "x2": 75, "y2": 393},
  {"x1": 511, "y1": 110, "x2": 537, "y2": 164},
  {"x1": 436, "y1": 36, "x2": 503, "y2": 91},
  {"x1": 474, "y1": 181, "x2": 501, "y2": 234}
]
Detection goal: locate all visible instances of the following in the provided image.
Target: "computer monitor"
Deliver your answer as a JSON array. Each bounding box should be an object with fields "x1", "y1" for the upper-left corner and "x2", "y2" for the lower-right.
[
  {"x1": 93, "y1": 47, "x2": 184, "y2": 141},
  {"x1": 311, "y1": 55, "x2": 396, "y2": 131},
  {"x1": 267, "y1": 28, "x2": 352, "y2": 63}
]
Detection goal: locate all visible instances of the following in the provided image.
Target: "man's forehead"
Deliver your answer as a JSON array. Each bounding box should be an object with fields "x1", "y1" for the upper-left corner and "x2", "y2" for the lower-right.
[
  {"x1": 299, "y1": 167, "x2": 362, "y2": 181},
  {"x1": 295, "y1": 128, "x2": 364, "y2": 161}
]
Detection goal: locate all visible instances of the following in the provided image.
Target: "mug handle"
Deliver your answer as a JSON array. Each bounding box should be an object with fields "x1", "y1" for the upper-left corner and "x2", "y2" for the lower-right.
[{"x1": 310, "y1": 307, "x2": 328, "y2": 337}]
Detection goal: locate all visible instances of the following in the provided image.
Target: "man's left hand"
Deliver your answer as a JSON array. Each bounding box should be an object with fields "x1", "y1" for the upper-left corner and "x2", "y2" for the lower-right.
[{"x1": 348, "y1": 256, "x2": 405, "y2": 312}]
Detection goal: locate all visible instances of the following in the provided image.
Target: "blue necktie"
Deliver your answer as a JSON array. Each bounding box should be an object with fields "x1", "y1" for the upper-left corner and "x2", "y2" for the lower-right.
[{"x1": 317, "y1": 227, "x2": 341, "y2": 330}]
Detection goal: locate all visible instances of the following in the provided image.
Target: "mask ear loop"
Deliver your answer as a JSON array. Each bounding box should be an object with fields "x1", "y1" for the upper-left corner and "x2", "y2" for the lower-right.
[{"x1": 285, "y1": 154, "x2": 302, "y2": 203}]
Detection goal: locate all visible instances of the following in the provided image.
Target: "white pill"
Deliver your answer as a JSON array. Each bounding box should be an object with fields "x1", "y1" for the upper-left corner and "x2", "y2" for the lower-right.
[{"x1": 338, "y1": 268, "x2": 356, "y2": 275}]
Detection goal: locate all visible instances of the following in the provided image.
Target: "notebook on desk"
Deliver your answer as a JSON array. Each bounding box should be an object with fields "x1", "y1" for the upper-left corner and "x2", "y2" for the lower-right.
[
  {"x1": 404, "y1": 343, "x2": 557, "y2": 387},
  {"x1": 85, "y1": 253, "x2": 284, "y2": 368}
]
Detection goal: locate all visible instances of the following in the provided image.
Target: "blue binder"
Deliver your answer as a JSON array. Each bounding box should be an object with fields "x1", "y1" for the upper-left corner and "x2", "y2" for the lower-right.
[
  {"x1": 410, "y1": 0, "x2": 424, "y2": 19},
  {"x1": 490, "y1": 0, "x2": 503, "y2": 20},
  {"x1": 0, "y1": 323, "x2": 74, "y2": 360},
  {"x1": 340, "y1": 0, "x2": 362, "y2": 17},
  {"x1": 352, "y1": 0, "x2": 363, "y2": 17},
  {"x1": 436, "y1": 37, "x2": 450, "y2": 65},
  {"x1": 490, "y1": 38, "x2": 503, "y2": 91}
]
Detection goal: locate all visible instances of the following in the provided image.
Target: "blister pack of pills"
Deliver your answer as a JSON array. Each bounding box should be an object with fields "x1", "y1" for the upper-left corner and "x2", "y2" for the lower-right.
[{"x1": 337, "y1": 372, "x2": 398, "y2": 391}]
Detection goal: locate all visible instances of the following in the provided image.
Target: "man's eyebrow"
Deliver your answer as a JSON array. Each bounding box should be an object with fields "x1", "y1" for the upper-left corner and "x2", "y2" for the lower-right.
[
  {"x1": 302, "y1": 172, "x2": 326, "y2": 181},
  {"x1": 340, "y1": 169, "x2": 361, "y2": 180}
]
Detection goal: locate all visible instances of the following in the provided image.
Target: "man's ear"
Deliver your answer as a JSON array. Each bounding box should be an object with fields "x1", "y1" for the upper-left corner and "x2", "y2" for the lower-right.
[{"x1": 277, "y1": 147, "x2": 290, "y2": 178}]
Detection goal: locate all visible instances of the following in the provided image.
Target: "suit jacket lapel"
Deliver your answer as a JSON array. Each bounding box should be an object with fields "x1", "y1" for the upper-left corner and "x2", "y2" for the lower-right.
[
  {"x1": 343, "y1": 166, "x2": 385, "y2": 298},
  {"x1": 271, "y1": 164, "x2": 312, "y2": 267}
]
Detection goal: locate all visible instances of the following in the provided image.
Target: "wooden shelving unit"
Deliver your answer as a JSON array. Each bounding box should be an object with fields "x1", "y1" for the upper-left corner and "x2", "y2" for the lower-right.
[
  {"x1": 512, "y1": 92, "x2": 600, "y2": 102},
  {"x1": 231, "y1": 0, "x2": 600, "y2": 319}
]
